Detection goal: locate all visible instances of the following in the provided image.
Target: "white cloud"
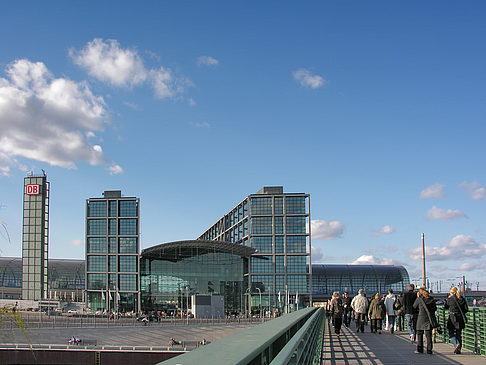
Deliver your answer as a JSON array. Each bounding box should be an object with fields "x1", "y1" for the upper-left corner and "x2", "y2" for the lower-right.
[
  {"x1": 197, "y1": 56, "x2": 219, "y2": 66},
  {"x1": 311, "y1": 246, "x2": 324, "y2": 262},
  {"x1": 188, "y1": 98, "x2": 196, "y2": 107},
  {"x1": 420, "y1": 183, "x2": 445, "y2": 199},
  {"x1": 71, "y1": 38, "x2": 190, "y2": 99},
  {"x1": 311, "y1": 219, "x2": 343, "y2": 240},
  {"x1": 192, "y1": 122, "x2": 211, "y2": 128},
  {"x1": 351, "y1": 255, "x2": 395, "y2": 265},
  {"x1": 459, "y1": 181, "x2": 486, "y2": 200},
  {"x1": 426, "y1": 206, "x2": 466, "y2": 221},
  {"x1": 107, "y1": 163, "x2": 123, "y2": 175},
  {"x1": 0, "y1": 59, "x2": 116, "y2": 170},
  {"x1": 408, "y1": 235, "x2": 486, "y2": 261},
  {"x1": 71, "y1": 239, "x2": 83, "y2": 246},
  {"x1": 70, "y1": 38, "x2": 147, "y2": 87},
  {"x1": 293, "y1": 69, "x2": 325, "y2": 89},
  {"x1": 380, "y1": 225, "x2": 394, "y2": 234}
]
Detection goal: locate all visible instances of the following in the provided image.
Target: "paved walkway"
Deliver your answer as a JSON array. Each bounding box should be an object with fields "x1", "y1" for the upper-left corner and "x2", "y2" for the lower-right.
[{"x1": 322, "y1": 323, "x2": 485, "y2": 365}]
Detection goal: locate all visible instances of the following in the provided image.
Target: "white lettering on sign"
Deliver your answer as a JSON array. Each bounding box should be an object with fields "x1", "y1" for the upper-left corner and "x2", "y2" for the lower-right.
[{"x1": 26, "y1": 184, "x2": 40, "y2": 195}]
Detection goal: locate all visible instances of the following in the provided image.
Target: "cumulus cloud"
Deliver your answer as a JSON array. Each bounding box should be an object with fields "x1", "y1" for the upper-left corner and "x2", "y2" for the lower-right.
[
  {"x1": 311, "y1": 246, "x2": 324, "y2": 262},
  {"x1": 420, "y1": 183, "x2": 445, "y2": 199},
  {"x1": 197, "y1": 56, "x2": 219, "y2": 66},
  {"x1": 293, "y1": 69, "x2": 325, "y2": 89},
  {"x1": 408, "y1": 235, "x2": 486, "y2": 261},
  {"x1": 426, "y1": 206, "x2": 466, "y2": 221},
  {"x1": 71, "y1": 38, "x2": 189, "y2": 99},
  {"x1": 311, "y1": 219, "x2": 343, "y2": 240},
  {"x1": 107, "y1": 163, "x2": 123, "y2": 175},
  {"x1": 380, "y1": 225, "x2": 394, "y2": 234},
  {"x1": 351, "y1": 255, "x2": 395, "y2": 265},
  {"x1": 459, "y1": 181, "x2": 486, "y2": 200},
  {"x1": 0, "y1": 59, "x2": 120, "y2": 171}
]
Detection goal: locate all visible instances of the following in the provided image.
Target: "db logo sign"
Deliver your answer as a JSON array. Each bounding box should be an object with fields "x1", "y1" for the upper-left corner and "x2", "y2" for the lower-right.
[{"x1": 26, "y1": 184, "x2": 40, "y2": 195}]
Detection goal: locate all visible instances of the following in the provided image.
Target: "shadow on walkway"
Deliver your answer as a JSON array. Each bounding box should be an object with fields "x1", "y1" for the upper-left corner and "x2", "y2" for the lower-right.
[{"x1": 322, "y1": 322, "x2": 483, "y2": 365}]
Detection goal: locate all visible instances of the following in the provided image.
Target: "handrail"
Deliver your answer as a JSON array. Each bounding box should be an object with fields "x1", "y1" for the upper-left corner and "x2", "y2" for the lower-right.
[
  {"x1": 269, "y1": 307, "x2": 325, "y2": 365},
  {"x1": 436, "y1": 306, "x2": 486, "y2": 357}
]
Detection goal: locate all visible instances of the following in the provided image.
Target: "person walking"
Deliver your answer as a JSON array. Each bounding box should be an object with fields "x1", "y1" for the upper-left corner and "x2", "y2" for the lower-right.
[
  {"x1": 368, "y1": 293, "x2": 385, "y2": 334},
  {"x1": 413, "y1": 288, "x2": 437, "y2": 355},
  {"x1": 444, "y1": 286, "x2": 468, "y2": 354},
  {"x1": 384, "y1": 289, "x2": 397, "y2": 334},
  {"x1": 343, "y1": 291, "x2": 353, "y2": 327},
  {"x1": 330, "y1": 291, "x2": 344, "y2": 335},
  {"x1": 396, "y1": 292, "x2": 404, "y2": 331},
  {"x1": 351, "y1": 289, "x2": 369, "y2": 333},
  {"x1": 403, "y1": 284, "x2": 418, "y2": 342}
]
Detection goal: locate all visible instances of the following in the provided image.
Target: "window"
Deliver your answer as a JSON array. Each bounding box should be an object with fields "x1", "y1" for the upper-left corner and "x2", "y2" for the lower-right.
[
  {"x1": 108, "y1": 255, "x2": 116, "y2": 272},
  {"x1": 287, "y1": 236, "x2": 307, "y2": 253},
  {"x1": 275, "y1": 236, "x2": 284, "y2": 253},
  {"x1": 109, "y1": 201, "x2": 117, "y2": 217},
  {"x1": 285, "y1": 197, "x2": 306, "y2": 214},
  {"x1": 87, "y1": 219, "x2": 106, "y2": 235},
  {"x1": 87, "y1": 273, "x2": 106, "y2": 290},
  {"x1": 250, "y1": 236, "x2": 272, "y2": 253},
  {"x1": 119, "y1": 237, "x2": 137, "y2": 254},
  {"x1": 287, "y1": 256, "x2": 307, "y2": 273},
  {"x1": 250, "y1": 197, "x2": 272, "y2": 215},
  {"x1": 251, "y1": 257, "x2": 273, "y2": 273},
  {"x1": 274, "y1": 217, "x2": 283, "y2": 234},
  {"x1": 119, "y1": 274, "x2": 137, "y2": 291},
  {"x1": 109, "y1": 237, "x2": 117, "y2": 253},
  {"x1": 119, "y1": 201, "x2": 137, "y2": 217},
  {"x1": 109, "y1": 219, "x2": 117, "y2": 235},
  {"x1": 119, "y1": 219, "x2": 137, "y2": 235},
  {"x1": 108, "y1": 274, "x2": 117, "y2": 290},
  {"x1": 87, "y1": 237, "x2": 106, "y2": 253},
  {"x1": 119, "y1": 256, "x2": 137, "y2": 272},
  {"x1": 87, "y1": 256, "x2": 106, "y2": 272},
  {"x1": 276, "y1": 256, "x2": 285, "y2": 273},
  {"x1": 286, "y1": 217, "x2": 306, "y2": 234},
  {"x1": 87, "y1": 201, "x2": 106, "y2": 217},
  {"x1": 250, "y1": 217, "x2": 272, "y2": 234},
  {"x1": 287, "y1": 275, "x2": 307, "y2": 292},
  {"x1": 274, "y1": 197, "x2": 283, "y2": 214}
]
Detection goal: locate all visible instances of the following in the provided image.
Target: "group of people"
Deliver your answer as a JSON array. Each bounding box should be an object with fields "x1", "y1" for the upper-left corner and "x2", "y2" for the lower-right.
[{"x1": 326, "y1": 284, "x2": 469, "y2": 355}]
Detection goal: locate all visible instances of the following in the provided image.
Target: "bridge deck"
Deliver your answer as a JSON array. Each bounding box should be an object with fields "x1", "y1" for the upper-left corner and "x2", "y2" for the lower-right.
[{"x1": 322, "y1": 323, "x2": 484, "y2": 365}]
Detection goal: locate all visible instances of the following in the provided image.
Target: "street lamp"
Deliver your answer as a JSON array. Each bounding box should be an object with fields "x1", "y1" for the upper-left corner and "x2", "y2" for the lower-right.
[
  {"x1": 245, "y1": 288, "x2": 251, "y2": 317},
  {"x1": 255, "y1": 287, "x2": 262, "y2": 321}
]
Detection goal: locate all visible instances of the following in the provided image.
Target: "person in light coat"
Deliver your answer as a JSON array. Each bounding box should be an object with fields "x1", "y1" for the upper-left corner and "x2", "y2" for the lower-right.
[
  {"x1": 351, "y1": 289, "x2": 369, "y2": 333},
  {"x1": 384, "y1": 289, "x2": 397, "y2": 334}
]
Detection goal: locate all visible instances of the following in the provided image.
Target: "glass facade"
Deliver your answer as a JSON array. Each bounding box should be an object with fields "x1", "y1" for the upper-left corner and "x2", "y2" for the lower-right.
[
  {"x1": 86, "y1": 191, "x2": 140, "y2": 313},
  {"x1": 311, "y1": 265, "x2": 410, "y2": 297},
  {"x1": 22, "y1": 175, "x2": 49, "y2": 300},
  {"x1": 140, "y1": 241, "x2": 250, "y2": 314},
  {"x1": 198, "y1": 186, "x2": 311, "y2": 311}
]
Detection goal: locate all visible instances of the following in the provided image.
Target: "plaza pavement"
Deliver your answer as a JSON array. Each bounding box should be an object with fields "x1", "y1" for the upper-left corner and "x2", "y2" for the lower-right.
[{"x1": 322, "y1": 323, "x2": 485, "y2": 365}]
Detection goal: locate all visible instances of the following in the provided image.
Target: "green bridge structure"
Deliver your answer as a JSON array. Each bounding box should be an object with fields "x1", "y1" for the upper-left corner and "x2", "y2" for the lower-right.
[{"x1": 159, "y1": 307, "x2": 486, "y2": 365}]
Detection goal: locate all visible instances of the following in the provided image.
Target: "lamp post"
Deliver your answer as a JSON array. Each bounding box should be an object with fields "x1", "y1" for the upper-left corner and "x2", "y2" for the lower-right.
[
  {"x1": 246, "y1": 288, "x2": 251, "y2": 318},
  {"x1": 256, "y1": 287, "x2": 262, "y2": 321},
  {"x1": 185, "y1": 286, "x2": 189, "y2": 325}
]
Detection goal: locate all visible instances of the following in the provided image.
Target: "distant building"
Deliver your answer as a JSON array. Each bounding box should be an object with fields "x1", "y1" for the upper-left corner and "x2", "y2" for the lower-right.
[
  {"x1": 22, "y1": 173, "x2": 49, "y2": 300},
  {"x1": 198, "y1": 186, "x2": 312, "y2": 310},
  {"x1": 85, "y1": 191, "x2": 140, "y2": 313}
]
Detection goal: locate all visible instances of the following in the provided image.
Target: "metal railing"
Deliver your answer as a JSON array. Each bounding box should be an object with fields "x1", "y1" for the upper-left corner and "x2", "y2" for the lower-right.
[
  {"x1": 158, "y1": 307, "x2": 326, "y2": 365},
  {"x1": 436, "y1": 306, "x2": 486, "y2": 356}
]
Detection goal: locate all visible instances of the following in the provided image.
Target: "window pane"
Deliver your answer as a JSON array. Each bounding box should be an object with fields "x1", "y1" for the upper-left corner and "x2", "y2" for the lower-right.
[
  {"x1": 250, "y1": 197, "x2": 272, "y2": 215},
  {"x1": 87, "y1": 237, "x2": 106, "y2": 253},
  {"x1": 250, "y1": 236, "x2": 272, "y2": 253},
  {"x1": 250, "y1": 217, "x2": 272, "y2": 234},
  {"x1": 285, "y1": 197, "x2": 306, "y2": 214},
  {"x1": 88, "y1": 201, "x2": 106, "y2": 217},
  {"x1": 87, "y1": 256, "x2": 106, "y2": 272},
  {"x1": 119, "y1": 219, "x2": 137, "y2": 235},
  {"x1": 286, "y1": 217, "x2": 306, "y2": 234},
  {"x1": 119, "y1": 237, "x2": 137, "y2": 254},
  {"x1": 119, "y1": 201, "x2": 138, "y2": 217},
  {"x1": 119, "y1": 256, "x2": 137, "y2": 272},
  {"x1": 87, "y1": 219, "x2": 106, "y2": 235}
]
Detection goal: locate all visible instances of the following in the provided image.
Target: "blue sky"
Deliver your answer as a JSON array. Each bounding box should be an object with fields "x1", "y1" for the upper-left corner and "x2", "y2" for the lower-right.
[{"x1": 1, "y1": 1, "x2": 485, "y2": 291}]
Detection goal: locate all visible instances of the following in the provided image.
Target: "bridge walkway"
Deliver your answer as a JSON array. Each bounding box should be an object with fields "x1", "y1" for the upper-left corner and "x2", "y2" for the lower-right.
[{"x1": 322, "y1": 323, "x2": 484, "y2": 365}]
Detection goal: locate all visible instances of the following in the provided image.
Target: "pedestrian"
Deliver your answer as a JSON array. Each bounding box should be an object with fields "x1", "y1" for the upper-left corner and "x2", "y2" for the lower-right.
[
  {"x1": 343, "y1": 291, "x2": 353, "y2": 327},
  {"x1": 413, "y1": 288, "x2": 437, "y2": 355},
  {"x1": 396, "y1": 292, "x2": 404, "y2": 331},
  {"x1": 351, "y1": 289, "x2": 369, "y2": 333},
  {"x1": 403, "y1": 284, "x2": 418, "y2": 342},
  {"x1": 368, "y1": 293, "x2": 386, "y2": 334},
  {"x1": 384, "y1": 289, "x2": 397, "y2": 334},
  {"x1": 330, "y1": 291, "x2": 344, "y2": 335},
  {"x1": 444, "y1": 286, "x2": 468, "y2": 354}
]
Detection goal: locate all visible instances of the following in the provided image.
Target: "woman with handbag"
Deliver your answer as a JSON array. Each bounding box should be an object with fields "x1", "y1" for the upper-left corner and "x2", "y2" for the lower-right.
[
  {"x1": 413, "y1": 288, "x2": 437, "y2": 354},
  {"x1": 444, "y1": 286, "x2": 468, "y2": 354}
]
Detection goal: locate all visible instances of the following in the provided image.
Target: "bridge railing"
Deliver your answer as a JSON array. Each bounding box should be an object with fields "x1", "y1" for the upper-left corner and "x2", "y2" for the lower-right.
[
  {"x1": 158, "y1": 307, "x2": 326, "y2": 365},
  {"x1": 436, "y1": 306, "x2": 486, "y2": 356}
]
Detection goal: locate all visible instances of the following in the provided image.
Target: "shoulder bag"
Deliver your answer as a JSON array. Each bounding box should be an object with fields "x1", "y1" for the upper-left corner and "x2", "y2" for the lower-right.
[
  {"x1": 452, "y1": 295, "x2": 467, "y2": 324},
  {"x1": 419, "y1": 297, "x2": 442, "y2": 334}
]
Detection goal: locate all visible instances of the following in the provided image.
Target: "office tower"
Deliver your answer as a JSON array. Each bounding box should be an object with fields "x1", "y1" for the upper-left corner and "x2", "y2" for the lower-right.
[
  {"x1": 198, "y1": 186, "x2": 312, "y2": 310},
  {"x1": 85, "y1": 191, "x2": 140, "y2": 313},
  {"x1": 22, "y1": 172, "x2": 50, "y2": 300}
]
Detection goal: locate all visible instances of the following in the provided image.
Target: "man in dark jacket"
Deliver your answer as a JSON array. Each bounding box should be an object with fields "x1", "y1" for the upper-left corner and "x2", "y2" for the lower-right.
[
  {"x1": 403, "y1": 284, "x2": 418, "y2": 342},
  {"x1": 343, "y1": 292, "x2": 353, "y2": 327}
]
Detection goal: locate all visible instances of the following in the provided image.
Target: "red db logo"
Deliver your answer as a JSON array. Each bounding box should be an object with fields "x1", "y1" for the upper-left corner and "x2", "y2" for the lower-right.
[{"x1": 26, "y1": 184, "x2": 40, "y2": 195}]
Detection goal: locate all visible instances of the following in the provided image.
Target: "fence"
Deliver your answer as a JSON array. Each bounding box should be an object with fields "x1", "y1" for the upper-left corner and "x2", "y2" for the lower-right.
[{"x1": 436, "y1": 306, "x2": 486, "y2": 356}]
